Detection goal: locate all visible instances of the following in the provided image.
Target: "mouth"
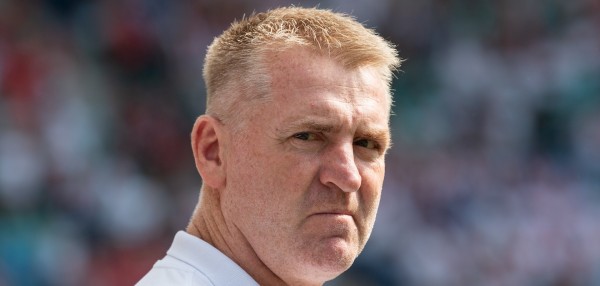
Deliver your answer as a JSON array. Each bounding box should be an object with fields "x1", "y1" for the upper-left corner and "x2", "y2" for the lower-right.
[
  {"x1": 306, "y1": 211, "x2": 357, "y2": 239},
  {"x1": 312, "y1": 209, "x2": 354, "y2": 216},
  {"x1": 310, "y1": 211, "x2": 355, "y2": 222}
]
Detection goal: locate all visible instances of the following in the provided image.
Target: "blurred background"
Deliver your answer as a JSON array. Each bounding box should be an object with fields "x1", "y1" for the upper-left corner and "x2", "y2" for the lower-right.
[{"x1": 0, "y1": 0, "x2": 599, "y2": 285}]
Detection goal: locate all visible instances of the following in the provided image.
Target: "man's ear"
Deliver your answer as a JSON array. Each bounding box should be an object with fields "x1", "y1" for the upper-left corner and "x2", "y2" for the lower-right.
[{"x1": 191, "y1": 115, "x2": 226, "y2": 189}]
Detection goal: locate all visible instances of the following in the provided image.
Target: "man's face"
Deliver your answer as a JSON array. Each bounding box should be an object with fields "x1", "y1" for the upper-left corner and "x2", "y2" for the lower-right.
[{"x1": 221, "y1": 47, "x2": 391, "y2": 284}]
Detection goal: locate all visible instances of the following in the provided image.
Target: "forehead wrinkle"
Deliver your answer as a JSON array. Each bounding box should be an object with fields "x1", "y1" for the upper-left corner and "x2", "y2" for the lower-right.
[
  {"x1": 278, "y1": 116, "x2": 341, "y2": 135},
  {"x1": 275, "y1": 90, "x2": 389, "y2": 129},
  {"x1": 278, "y1": 111, "x2": 389, "y2": 139}
]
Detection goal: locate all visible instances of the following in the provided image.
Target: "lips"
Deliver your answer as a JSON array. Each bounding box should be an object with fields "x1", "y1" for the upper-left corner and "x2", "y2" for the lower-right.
[
  {"x1": 307, "y1": 205, "x2": 358, "y2": 224},
  {"x1": 313, "y1": 211, "x2": 353, "y2": 216},
  {"x1": 309, "y1": 209, "x2": 356, "y2": 220}
]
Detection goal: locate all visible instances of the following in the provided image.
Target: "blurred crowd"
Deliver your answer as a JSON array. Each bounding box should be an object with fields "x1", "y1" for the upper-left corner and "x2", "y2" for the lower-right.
[{"x1": 0, "y1": 0, "x2": 598, "y2": 285}]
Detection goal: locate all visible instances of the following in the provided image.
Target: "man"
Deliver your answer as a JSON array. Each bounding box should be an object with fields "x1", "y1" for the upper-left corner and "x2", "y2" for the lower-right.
[{"x1": 137, "y1": 6, "x2": 401, "y2": 286}]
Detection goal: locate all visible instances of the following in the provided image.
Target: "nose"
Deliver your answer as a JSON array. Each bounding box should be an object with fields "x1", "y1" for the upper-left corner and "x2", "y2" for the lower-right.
[{"x1": 319, "y1": 143, "x2": 362, "y2": 193}]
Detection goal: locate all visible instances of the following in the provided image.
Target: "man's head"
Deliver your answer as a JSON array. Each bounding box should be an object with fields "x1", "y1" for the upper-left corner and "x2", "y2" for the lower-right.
[
  {"x1": 202, "y1": 6, "x2": 400, "y2": 127},
  {"x1": 190, "y1": 6, "x2": 401, "y2": 286}
]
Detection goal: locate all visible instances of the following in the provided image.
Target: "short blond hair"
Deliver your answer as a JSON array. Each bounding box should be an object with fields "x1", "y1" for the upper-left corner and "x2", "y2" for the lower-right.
[{"x1": 203, "y1": 6, "x2": 401, "y2": 123}]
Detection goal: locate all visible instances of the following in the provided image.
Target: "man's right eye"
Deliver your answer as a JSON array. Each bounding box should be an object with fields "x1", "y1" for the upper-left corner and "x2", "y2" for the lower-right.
[{"x1": 293, "y1": 132, "x2": 317, "y2": 141}]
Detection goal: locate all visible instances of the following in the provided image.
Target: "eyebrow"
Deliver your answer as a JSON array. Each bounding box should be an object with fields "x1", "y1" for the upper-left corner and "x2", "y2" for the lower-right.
[
  {"x1": 279, "y1": 118, "x2": 392, "y2": 147},
  {"x1": 279, "y1": 118, "x2": 339, "y2": 135}
]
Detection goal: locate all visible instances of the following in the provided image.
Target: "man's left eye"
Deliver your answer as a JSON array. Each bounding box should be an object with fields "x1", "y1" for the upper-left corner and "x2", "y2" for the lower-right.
[
  {"x1": 293, "y1": 132, "x2": 317, "y2": 141},
  {"x1": 354, "y1": 139, "x2": 378, "y2": 150}
]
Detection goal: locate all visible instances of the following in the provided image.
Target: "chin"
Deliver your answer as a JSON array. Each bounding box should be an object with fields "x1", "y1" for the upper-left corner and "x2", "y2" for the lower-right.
[
  {"x1": 284, "y1": 239, "x2": 358, "y2": 285},
  {"x1": 309, "y1": 237, "x2": 358, "y2": 278}
]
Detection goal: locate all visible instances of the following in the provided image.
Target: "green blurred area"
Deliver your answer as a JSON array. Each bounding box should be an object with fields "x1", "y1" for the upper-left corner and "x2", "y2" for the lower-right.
[{"x1": 0, "y1": 0, "x2": 599, "y2": 285}]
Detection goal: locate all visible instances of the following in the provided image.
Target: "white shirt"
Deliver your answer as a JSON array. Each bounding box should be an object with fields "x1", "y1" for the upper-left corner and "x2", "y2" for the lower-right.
[{"x1": 136, "y1": 231, "x2": 259, "y2": 286}]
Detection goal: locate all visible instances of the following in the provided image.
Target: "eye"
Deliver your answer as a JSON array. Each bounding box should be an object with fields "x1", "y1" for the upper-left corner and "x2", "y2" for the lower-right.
[
  {"x1": 354, "y1": 138, "x2": 379, "y2": 150},
  {"x1": 293, "y1": 132, "x2": 318, "y2": 141}
]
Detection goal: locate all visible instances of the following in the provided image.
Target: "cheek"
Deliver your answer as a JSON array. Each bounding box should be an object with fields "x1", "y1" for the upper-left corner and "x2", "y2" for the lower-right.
[
  {"x1": 222, "y1": 140, "x2": 314, "y2": 227},
  {"x1": 359, "y1": 162, "x2": 385, "y2": 227}
]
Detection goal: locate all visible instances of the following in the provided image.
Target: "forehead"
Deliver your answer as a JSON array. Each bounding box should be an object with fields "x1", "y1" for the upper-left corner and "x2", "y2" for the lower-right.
[
  {"x1": 264, "y1": 47, "x2": 392, "y2": 111},
  {"x1": 246, "y1": 47, "x2": 393, "y2": 144}
]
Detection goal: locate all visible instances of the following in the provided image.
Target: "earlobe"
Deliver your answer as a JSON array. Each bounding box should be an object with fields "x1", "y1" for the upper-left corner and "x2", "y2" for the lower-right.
[{"x1": 191, "y1": 115, "x2": 226, "y2": 189}]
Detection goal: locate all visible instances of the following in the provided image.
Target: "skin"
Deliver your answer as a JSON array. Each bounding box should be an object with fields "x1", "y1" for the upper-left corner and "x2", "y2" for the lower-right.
[{"x1": 188, "y1": 47, "x2": 391, "y2": 286}]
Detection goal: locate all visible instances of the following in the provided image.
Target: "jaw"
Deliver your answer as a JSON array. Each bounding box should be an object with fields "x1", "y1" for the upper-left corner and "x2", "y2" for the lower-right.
[{"x1": 275, "y1": 231, "x2": 359, "y2": 285}]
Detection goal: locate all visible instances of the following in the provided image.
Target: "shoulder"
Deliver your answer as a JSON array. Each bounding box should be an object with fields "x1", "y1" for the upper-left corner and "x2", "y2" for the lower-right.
[{"x1": 135, "y1": 231, "x2": 258, "y2": 286}]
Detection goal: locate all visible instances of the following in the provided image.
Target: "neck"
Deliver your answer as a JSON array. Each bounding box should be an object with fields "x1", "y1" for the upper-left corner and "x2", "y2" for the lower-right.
[{"x1": 186, "y1": 187, "x2": 292, "y2": 286}]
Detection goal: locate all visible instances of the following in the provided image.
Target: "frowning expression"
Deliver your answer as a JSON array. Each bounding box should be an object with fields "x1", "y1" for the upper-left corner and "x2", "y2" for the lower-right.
[{"x1": 220, "y1": 47, "x2": 391, "y2": 285}]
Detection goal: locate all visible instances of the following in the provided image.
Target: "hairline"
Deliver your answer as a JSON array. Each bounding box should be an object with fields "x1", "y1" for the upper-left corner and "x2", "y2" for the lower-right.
[{"x1": 209, "y1": 44, "x2": 394, "y2": 130}]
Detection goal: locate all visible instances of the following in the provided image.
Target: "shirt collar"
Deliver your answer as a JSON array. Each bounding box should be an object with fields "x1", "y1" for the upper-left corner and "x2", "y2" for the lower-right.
[{"x1": 167, "y1": 231, "x2": 259, "y2": 286}]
